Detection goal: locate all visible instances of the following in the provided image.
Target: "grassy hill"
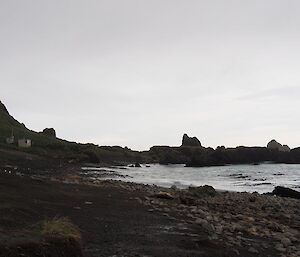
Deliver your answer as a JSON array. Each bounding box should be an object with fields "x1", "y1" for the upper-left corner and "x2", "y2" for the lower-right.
[
  {"x1": 0, "y1": 101, "x2": 145, "y2": 166},
  {"x1": 0, "y1": 101, "x2": 67, "y2": 148},
  {"x1": 5, "y1": 100, "x2": 298, "y2": 168}
]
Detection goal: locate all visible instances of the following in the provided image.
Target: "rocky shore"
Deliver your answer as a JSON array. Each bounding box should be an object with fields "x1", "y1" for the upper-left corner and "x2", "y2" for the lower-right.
[
  {"x1": 23, "y1": 169, "x2": 300, "y2": 257},
  {"x1": 0, "y1": 165, "x2": 299, "y2": 257},
  {"x1": 143, "y1": 186, "x2": 300, "y2": 257}
]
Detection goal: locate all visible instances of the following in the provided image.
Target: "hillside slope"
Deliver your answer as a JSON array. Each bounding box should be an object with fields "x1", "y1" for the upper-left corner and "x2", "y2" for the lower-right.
[
  {"x1": 1, "y1": 100, "x2": 299, "y2": 168},
  {"x1": 0, "y1": 101, "x2": 67, "y2": 148},
  {"x1": 0, "y1": 101, "x2": 144, "y2": 167}
]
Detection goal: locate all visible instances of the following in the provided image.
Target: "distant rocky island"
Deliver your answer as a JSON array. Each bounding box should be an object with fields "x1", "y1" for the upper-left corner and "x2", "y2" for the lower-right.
[
  {"x1": 149, "y1": 135, "x2": 300, "y2": 167},
  {"x1": 1, "y1": 100, "x2": 300, "y2": 170}
]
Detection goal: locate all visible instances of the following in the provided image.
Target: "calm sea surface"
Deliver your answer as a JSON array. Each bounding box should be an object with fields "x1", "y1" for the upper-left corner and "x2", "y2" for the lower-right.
[{"x1": 82, "y1": 164, "x2": 300, "y2": 193}]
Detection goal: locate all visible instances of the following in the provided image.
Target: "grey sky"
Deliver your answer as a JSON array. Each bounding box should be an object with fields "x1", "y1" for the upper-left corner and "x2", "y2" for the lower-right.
[{"x1": 1, "y1": 0, "x2": 300, "y2": 150}]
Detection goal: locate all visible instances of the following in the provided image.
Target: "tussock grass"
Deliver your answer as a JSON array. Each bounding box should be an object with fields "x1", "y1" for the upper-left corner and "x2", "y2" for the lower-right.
[{"x1": 37, "y1": 217, "x2": 81, "y2": 240}]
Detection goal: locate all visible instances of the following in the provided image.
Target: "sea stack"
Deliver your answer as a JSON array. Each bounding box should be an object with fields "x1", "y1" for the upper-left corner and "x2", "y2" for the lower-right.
[{"x1": 181, "y1": 134, "x2": 202, "y2": 147}]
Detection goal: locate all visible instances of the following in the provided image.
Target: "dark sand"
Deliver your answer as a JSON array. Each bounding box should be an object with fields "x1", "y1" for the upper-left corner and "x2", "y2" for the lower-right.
[
  {"x1": 0, "y1": 173, "x2": 230, "y2": 257},
  {"x1": 0, "y1": 171, "x2": 299, "y2": 257}
]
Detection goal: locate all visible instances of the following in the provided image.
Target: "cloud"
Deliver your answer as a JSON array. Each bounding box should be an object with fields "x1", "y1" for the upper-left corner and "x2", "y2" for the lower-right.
[{"x1": 237, "y1": 86, "x2": 300, "y2": 101}]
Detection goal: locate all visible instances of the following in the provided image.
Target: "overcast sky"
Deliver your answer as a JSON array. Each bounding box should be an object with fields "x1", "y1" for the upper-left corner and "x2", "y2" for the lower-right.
[{"x1": 1, "y1": 0, "x2": 300, "y2": 150}]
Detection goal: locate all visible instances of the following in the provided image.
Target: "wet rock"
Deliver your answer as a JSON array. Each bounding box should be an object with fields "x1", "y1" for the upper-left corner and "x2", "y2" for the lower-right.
[{"x1": 272, "y1": 186, "x2": 300, "y2": 199}]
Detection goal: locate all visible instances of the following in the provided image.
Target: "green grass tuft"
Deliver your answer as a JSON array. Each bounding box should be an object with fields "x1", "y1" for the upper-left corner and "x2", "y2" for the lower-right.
[{"x1": 37, "y1": 217, "x2": 81, "y2": 239}]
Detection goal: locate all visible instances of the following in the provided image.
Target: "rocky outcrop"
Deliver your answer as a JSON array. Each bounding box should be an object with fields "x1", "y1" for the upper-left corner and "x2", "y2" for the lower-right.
[
  {"x1": 282, "y1": 145, "x2": 291, "y2": 152},
  {"x1": 267, "y1": 140, "x2": 290, "y2": 152},
  {"x1": 272, "y1": 186, "x2": 300, "y2": 199},
  {"x1": 150, "y1": 142, "x2": 300, "y2": 167},
  {"x1": 181, "y1": 134, "x2": 201, "y2": 147},
  {"x1": 42, "y1": 128, "x2": 56, "y2": 138}
]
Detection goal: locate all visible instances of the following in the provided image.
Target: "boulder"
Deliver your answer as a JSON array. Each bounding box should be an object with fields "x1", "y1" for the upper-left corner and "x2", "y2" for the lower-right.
[
  {"x1": 153, "y1": 191, "x2": 174, "y2": 200},
  {"x1": 272, "y1": 186, "x2": 300, "y2": 199},
  {"x1": 188, "y1": 185, "x2": 217, "y2": 197},
  {"x1": 267, "y1": 140, "x2": 290, "y2": 152},
  {"x1": 181, "y1": 134, "x2": 201, "y2": 147},
  {"x1": 195, "y1": 218, "x2": 215, "y2": 235},
  {"x1": 42, "y1": 128, "x2": 56, "y2": 138}
]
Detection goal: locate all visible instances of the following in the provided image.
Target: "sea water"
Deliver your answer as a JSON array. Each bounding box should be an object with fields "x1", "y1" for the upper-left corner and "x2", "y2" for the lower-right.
[{"x1": 82, "y1": 164, "x2": 300, "y2": 193}]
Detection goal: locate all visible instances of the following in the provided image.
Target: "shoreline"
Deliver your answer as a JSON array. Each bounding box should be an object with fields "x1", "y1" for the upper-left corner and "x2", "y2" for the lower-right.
[
  {"x1": 79, "y1": 163, "x2": 300, "y2": 194},
  {"x1": 0, "y1": 169, "x2": 299, "y2": 257}
]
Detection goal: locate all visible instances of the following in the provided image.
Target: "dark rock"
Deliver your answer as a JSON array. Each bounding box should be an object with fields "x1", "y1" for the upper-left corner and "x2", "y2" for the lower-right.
[
  {"x1": 42, "y1": 128, "x2": 56, "y2": 138},
  {"x1": 188, "y1": 185, "x2": 217, "y2": 197},
  {"x1": 216, "y1": 146, "x2": 226, "y2": 151},
  {"x1": 272, "y1": 186, "x2": 300, "y2": 199},
  {"x1": 135, "y1": 163, "x2": 141, "y2": 167},
  {"x1": 181, "y1": 134, "x2": 201, "y2": 147},
  {"x1": 185, "y1": 145, "x2": 295, "y2": 167},
  {"x1": 195, "y1": 218, "x2": 216, "y2": 235},
  {"x1": 153, "y1": 191, "x2": 174, "y2": 200},
  {"x1": 179, "y1": 195, "x2": 196, "y2": 205},
  {"x1": 152, "y1": 146, "x2": 189, "y2": 164},
  {"x1": 267, "y1": 139, "x2": 290, "y2": 152}
]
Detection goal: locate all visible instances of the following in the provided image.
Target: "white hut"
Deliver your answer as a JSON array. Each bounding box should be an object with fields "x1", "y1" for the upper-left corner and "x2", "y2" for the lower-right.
[
  {"x1": 6, "y1": 129, "x2": 14, "y2": 144},
  {"x1": 18, "y1": 139, "x2": 32, "y2": 148},
  {"x1": 6, "y1": 135, "x2": 14, "y2": 144}
]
